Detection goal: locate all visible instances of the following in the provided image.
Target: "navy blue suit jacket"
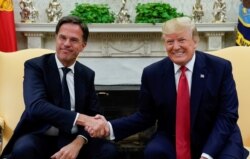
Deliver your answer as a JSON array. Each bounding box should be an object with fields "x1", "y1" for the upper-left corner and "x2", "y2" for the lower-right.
[
  {"x1": 111, "y1": 51, "x2": 247, "y2": 158},
  {"x1": 1, "y1": 53, "x2": 99, "y2": 157}
]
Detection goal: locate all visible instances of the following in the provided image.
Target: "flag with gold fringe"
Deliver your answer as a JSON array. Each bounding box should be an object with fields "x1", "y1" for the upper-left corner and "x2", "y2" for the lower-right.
[
  {"x1": 0, "y1": 0, "x2": 17, "y2": 52},
  {"x1": 236, "y1": 2, "x2": 250, "y2": 46}
]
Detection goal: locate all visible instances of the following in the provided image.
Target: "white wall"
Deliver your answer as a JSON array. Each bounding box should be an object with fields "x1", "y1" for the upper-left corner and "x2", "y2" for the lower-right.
[{"x1": 12, "y1": 0, "x2": 241, "y2": 85}]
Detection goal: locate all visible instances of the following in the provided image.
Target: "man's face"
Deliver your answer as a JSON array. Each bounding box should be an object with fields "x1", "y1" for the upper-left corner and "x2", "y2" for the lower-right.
[
  {"x1": 163, "y1": 29, "x2": 197, "y2": 66},
  {"x1": 55, "y1": 23, "x2": 86, "y2": 67}
]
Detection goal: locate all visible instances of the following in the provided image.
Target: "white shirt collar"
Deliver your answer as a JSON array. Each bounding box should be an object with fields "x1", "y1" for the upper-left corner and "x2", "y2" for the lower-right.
[
  {"x1": 55, "y1": 54, "x2": 75, "y2": 73},
  {"x1": 174, "y1": 53, "x2": 196, "y2": 74}
]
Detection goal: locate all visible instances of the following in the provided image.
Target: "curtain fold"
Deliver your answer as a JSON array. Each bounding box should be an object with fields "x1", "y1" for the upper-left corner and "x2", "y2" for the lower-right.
[{"x1": 0, "y1": 0, "x2": 17, "y2": 52}]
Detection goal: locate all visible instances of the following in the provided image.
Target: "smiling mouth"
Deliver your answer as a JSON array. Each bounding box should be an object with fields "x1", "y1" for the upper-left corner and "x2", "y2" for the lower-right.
[
  {"x1": 61, "y1": 49, "x2": 71, "y2": 53},
  {"x1": 174, "y1": 52, "x2": 185, "y2": 57}
]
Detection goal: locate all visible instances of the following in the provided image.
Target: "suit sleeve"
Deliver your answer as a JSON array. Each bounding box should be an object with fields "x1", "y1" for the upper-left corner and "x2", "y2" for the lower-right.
[
  {"x1": 23, "y1": 60, "x2": 77, "y2": 134},
  {"x1": 76, "y1": 70, "x2": 100, "y2": 140},
  {"x1": 111, "y1": 68, "x2": 157, "y2": 141}
]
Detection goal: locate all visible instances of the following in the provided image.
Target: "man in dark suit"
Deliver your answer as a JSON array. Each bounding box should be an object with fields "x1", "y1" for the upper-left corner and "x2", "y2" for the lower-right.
[
  {"x1": 0, "y1": 16, "x2": 117, "y2": 159},
  {"x1": 86, "y1": 17, "x2": 249, "y2": 159}
]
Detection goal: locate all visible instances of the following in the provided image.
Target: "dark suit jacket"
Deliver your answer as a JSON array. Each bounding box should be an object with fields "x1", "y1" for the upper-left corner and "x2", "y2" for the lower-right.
[
  {"x1": 111, "y1": 51, "x2": 247, "y2": 158},
  {"x1": 1, "y1": 53, "x2": 99, "y2": 157}
]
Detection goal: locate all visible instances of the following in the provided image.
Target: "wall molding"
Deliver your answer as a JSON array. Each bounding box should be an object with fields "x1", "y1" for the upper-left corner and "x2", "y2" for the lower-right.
[{"x1": 16, "y1": 22, "x2": 237, "y2": 56}]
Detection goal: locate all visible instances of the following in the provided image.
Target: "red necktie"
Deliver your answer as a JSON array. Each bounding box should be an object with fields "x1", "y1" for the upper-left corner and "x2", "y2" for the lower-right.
[{"x1": 176, "y1": 66, "x2": 191, "y2": 159}]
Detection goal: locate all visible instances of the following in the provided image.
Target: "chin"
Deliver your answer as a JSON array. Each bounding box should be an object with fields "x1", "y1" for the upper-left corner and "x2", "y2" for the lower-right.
[{"x1": 172, "y1": 58, "x2": 187, "y2": 65}]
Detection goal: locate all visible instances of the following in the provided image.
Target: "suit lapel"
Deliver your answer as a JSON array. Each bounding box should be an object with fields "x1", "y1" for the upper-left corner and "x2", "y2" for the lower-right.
[
  {"x1": 46, "y1": 57, "x2": 86, "y2": 111},
  {"x1": 161, "y1": 58, "x2": 177, "y2": 118},
  {"x1": 46, "y1": 54, "x2": 62, "y2": 107},
  {"x1": 190, "y1": 52, "x2": 207, "y2": 129},
  {"x1": 74, "y1": 62, "x2": 86, "y2": 112}
]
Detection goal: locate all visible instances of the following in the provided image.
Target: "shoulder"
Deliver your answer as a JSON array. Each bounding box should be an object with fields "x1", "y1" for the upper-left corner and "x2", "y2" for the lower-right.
[
  {"x1": 196, "y1": 51, "x2": 232, "y2": 72},
  {"x1": 196, "y1": 50, "x2": 230, "y2": 64},
  {"x1": 142, "y1": 57, "x2": 172, "y2": 76},
  {"x1": 144, "y1": 57, "x2": 168, "y2": 70},
  {"x1": 25, "y1": 53, "x2": 55, "y2": 67},
  {"x1": 74, "y1": 61, "x2": 95, "y2": 79},
  {"x1": 75, "y1": 61, "x2": 94, "y2": 73}
]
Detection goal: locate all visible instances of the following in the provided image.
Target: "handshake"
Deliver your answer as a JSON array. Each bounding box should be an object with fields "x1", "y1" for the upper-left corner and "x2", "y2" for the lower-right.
[{"x1": 76, "y1": 114, "x2": 110, "y2": 138}]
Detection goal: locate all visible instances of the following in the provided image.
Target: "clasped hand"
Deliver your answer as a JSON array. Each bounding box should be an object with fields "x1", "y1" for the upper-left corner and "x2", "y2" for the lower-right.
[{"x1": 84, "y1": 114, "x2": 110, "y2": 138}]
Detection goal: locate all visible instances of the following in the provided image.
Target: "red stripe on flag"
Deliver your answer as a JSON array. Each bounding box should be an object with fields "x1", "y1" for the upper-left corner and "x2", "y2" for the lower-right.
[{"x1": 0, "y1": 11, "x2": 17, "y2": 52}]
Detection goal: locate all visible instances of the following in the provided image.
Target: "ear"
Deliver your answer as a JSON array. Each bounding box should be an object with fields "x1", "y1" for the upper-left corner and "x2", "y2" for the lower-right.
[
  {"x1": 193, "y1": 39, "x2": 198, "y2": 49},
  {"x1": 80, "y1": 42, "x2": 86, "y2": 52},
  {"x1": 82, "y1": 42, "x2": 86, "y2": 48},
  {"x1": 194, "y1": 43, "x2": 198, "y2": 49}
]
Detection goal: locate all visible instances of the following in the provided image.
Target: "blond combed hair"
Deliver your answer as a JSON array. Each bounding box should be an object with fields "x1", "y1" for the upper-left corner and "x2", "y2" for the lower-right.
[{"x1": 162, "y1": 17, "x2": 200, "y2": 42}]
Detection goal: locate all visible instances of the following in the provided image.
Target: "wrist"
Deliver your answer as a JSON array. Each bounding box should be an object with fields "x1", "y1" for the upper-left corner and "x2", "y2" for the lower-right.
[
  {"x1": 74, "y1": 135, "x2": 86, "y2": 147},
  {"x1": 76, "y1": 114, "x2": 88, "y2": 126}
]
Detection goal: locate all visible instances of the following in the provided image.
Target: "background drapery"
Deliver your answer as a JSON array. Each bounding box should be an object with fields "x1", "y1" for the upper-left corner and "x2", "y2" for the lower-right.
[
  {"x1": 0, "y1": 0, "x2": 17, "y2": 52},
  {"x1": 236, "y1": 2, "x2": 250, "y2": 46}
]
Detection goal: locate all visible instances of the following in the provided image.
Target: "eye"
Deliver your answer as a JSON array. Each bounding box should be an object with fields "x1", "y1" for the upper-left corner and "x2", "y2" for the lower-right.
[
  {"x1": 59, "y1": 35, "x2": 66, "y2": 41},
  {"x1": 165, "y1": 40, "x2": 174, "y2": 45},
  {"x1": 178, "y1": 38, "x2": 186, "y2": 43},
  {"x1": 70, "y1": 38, "x2": 80, "y2": 44}
]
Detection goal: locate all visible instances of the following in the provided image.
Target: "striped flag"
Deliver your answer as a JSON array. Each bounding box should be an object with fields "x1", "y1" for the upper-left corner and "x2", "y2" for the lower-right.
[
  {"x1": 0, "y1": 0, "x2": 17, "y2": 52},
  {"x1": 236, "y1": 2, "x2": 250, "y2": 46}
]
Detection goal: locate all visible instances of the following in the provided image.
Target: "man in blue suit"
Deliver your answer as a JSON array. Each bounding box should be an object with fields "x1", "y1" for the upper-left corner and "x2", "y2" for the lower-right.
[
  {"x1": 86, "y1": 17, "x2": 249, "y2": 159},
  {"x1": 0, "y1": 16, "x2": 117, "y2": 159}
]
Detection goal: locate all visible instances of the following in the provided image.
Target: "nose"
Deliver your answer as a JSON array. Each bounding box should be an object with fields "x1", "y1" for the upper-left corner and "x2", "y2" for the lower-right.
[
  {"x1": 172, "y1": 41, "x2": 180, "y2": 50},
  {"x1": 63, "y1": 39, "x2": 71, "y2": 46}
]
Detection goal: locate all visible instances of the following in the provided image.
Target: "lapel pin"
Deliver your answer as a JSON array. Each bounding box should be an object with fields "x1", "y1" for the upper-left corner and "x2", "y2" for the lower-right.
[{"x1": 200, "y1": 74, "x2": 205, "y2": 78}]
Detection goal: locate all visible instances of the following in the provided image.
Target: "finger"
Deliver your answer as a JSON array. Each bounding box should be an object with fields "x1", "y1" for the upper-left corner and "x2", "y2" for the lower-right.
[
  {"x1": 51, "y1": 153, "x2": 58, "y2": 159},
  {"x1": 98, "y1": 129, "x2": 104, "y2": 137},
  {"x1": 97, "y1": 115, "x2": 106, "y2": 121},
  {"x1": 104, "y1": 125, "x2": 110, "y2": 137},
  {"x1": 94, "y1": 114, "x2": 102, "y2": 119},
  {"x1": 88, "y1": 129, "x2": 97, "y2": 137},
  {"x1": 84, "y1": 126, "x2": 91, "y2": 132}
]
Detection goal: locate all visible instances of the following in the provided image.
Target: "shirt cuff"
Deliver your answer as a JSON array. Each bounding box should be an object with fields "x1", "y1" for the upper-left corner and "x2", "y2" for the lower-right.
[
  {"x1": 202, "y1": 153, "x2": 213, "y2": 159},
  {"x1": 107, "y1": 121, "x2": 115, "y2": 140},
  {"x1": 73, "y1": 113, "x2": 79, "y2": 126},
  {"x1": 77, "y1": 135, "x2": 88, "y2": 144}
]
